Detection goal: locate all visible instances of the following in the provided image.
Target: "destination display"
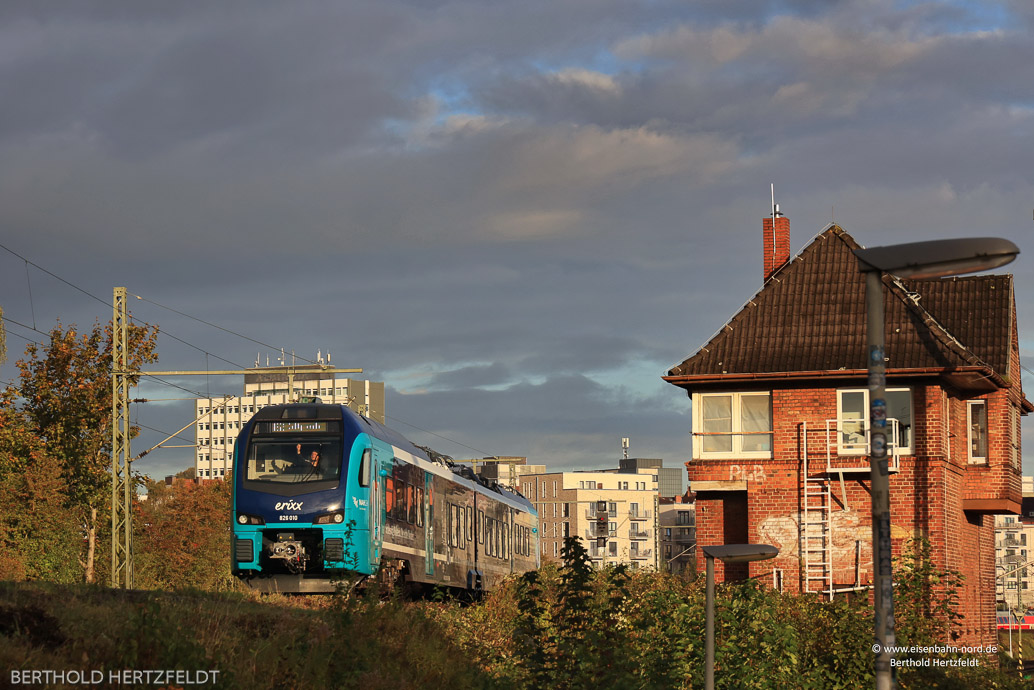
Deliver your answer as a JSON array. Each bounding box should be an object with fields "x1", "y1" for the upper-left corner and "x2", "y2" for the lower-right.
[{"x1": 258, "y1": 421, "x2": 338, "y2": 434}]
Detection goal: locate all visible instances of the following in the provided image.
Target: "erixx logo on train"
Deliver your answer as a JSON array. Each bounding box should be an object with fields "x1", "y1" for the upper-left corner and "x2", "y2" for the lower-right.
[{"x1": 275, "y1": 501, "x2": 303, "y2": 511}]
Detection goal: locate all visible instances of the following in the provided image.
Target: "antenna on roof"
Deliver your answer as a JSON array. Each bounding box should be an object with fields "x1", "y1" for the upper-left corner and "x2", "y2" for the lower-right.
[{"x1": 770, "y1": 184, "x2": 777, "y2": 271}]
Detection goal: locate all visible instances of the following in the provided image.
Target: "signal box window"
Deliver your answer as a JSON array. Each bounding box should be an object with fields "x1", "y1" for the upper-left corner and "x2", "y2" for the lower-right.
[
  {"x1": 693, "y1": 392, "x2": 772, "y2": 458},
  {"x1": 836, "y1": 388, "x2": 913, "y2": 455},
  {"x1": 968, "y1": 401, "x2": 988, "y2": 464}
]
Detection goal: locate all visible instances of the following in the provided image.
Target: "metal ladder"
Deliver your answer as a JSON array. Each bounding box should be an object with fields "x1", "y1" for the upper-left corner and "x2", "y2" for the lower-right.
[{"x1": 801, "y1": 422, "x2": 832, "y2": 598}]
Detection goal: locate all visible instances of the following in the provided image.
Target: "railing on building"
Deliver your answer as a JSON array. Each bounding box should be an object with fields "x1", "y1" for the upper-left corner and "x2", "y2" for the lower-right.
[
  {"x1": 822, "y1": 418, "x2": 905, "y2": 473},
  {"x1": 673, "y1": 529, "x2": 696, "y2": 544}
]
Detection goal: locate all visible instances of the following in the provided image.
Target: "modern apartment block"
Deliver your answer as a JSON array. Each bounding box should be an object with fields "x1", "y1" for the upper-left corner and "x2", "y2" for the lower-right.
[
  {"x1": 476, "y1": 458, "x2": 546, "y2": 490},
  {"x1": 619, "y1": 457, "x2": 684, "y2": 498},
  {"x1": 521, "y1": 470, "x2": 659, "y2": 569},
  {"x1": 658, "y1": 493, "x2": 696, "y2": 576},
  {"x1": 194, "y1": 365, "x2": 385, "y2": 479},
  {"x1": 665, "y1": 212, "x2": 1029, "y2": 648},
  {"x1": 996, "y1": 477, "x2": 1034, "y2": 609}
]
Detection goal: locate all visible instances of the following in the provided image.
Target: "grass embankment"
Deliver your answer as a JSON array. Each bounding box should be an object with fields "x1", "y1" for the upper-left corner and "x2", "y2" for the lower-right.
[{"x1": 0, "y1": 581, "x2": 495, "y2": 690}]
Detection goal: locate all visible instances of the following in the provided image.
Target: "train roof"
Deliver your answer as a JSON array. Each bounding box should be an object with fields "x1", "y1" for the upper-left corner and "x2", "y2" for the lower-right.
[{"x1": 251, "y1": 403, "x2": 535, "y2": 512}]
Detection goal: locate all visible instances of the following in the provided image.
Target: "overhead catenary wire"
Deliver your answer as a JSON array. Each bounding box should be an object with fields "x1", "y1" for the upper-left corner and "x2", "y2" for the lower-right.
[
  {"x1": 129, "y1": 316, "x2": 248, "y2": 370},
  {"x1": 129, "y1": 292, "x2": 323, "y2": 367},
  {"x1": 386, "y1": 414, "x2": 496, "y2": 458},
  {"x1": 24, "y1": 260, "x2": 36, "y2": 330},
  {"x1": 134, "y1": 421, "x2": 196, "y2": 447},
  {"x1": 0, "y1": 241, "x2": 109, "y2": 308},
  {"x1": 0, "y1": 242, "x2": 252, "y2": 373},
  {"x1": 1, "y1": 314, "x2": 51, "y2": 341},
  {"x1": 5, "y1": 245, "x2": 509, "y2": 465}
]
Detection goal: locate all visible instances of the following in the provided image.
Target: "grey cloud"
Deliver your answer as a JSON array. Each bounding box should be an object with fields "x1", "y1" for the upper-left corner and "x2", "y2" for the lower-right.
[
  {"x1": 1, "y1": 1, "x2": 1032, "y2": 479},
  {"x1": 426, "y1": 362, "x2": 513, "y2": 390},
  {"x1": 387, "y1": 375, "x2": 690, "y2": 469}
]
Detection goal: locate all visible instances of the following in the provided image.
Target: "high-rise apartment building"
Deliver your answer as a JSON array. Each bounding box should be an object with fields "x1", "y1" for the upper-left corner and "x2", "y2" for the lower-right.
[
  {"x1": 521, "y1": 470, "x2": 659, "y2": 569},
  {"x1": 194, "y1": 366, "x2": 385, "y2": 479}
]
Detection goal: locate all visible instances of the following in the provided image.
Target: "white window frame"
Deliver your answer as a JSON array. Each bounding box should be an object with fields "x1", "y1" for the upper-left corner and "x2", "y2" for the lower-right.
[
  {"x1": 835, "y1": 388, "x2": 913, "y2": 456},
  {"x1": 1011, "y1": 406, "x2": 1020, "y2": 469},
  {"x1": 692, "y1": 391, "x2": 773, "y2": 459},
  {"x1": 967, "y1": 400, "x2": 988, "y2": 464}
]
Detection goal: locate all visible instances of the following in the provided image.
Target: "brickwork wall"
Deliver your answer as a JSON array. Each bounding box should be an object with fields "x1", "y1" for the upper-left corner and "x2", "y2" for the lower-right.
[{"x1": 688, "y1": 377, "x2": 1021, "y2": 648}]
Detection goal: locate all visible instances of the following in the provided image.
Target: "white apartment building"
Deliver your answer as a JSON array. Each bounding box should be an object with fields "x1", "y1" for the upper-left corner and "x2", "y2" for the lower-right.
[
  {"x1": 521, "y1": 470, "x2": 660, "y2": 569},
  {"x1": 996, "y1": 476, "x2": 1034, "y2": 609},
  {"x1": 658, "y1": 495, "x2": 696, "y2": 576},
  {"x1": 194, "y1": 366, "x2": 385, "y2": 479}
]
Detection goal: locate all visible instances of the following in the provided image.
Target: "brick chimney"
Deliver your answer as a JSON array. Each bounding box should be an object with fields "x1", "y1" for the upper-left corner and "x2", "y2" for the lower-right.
[{"x1": 763, "y1": 207, "x2": 790, "y2": 281}]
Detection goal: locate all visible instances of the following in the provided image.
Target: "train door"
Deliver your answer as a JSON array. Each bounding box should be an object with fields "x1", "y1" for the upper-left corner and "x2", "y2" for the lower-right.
[
  {"x1": 508, "y1": 508, "x2": 515, "y2": 574},
  {"x1": 369, "y1": 444, "x2": 391, "y2": 569},
  {"x1": 424, "y1": 472, "x2": 434, "y2": 576},
  {"x1": 472, "y1": 491, "x2": 479, "y2": 582}
]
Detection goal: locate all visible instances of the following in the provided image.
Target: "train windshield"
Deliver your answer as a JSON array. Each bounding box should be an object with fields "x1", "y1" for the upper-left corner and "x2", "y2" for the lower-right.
[{"x1": 244, "y1": 437, "x2": 343, "y2": 485}]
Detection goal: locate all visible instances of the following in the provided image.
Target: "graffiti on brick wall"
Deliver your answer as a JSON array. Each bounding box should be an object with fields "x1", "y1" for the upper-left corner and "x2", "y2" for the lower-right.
[
  {"x1": 729, "y1": 464, "x2": 766, "y2": 483},
  {"x1": 757, "y1": 509, "x2": 874, "y2": 564}
]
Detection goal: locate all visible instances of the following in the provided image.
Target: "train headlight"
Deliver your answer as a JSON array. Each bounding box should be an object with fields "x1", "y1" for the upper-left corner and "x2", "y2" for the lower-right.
[
  {"x1": 236, "y1": 513, "x2": 264, "y2": 525},
  {"x1": 314, "y1": 510, "x2": 345, "y2": 525}
]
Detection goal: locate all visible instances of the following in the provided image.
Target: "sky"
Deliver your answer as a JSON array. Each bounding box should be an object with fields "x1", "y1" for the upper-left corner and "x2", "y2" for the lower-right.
[{"x1": 0, "y1": 0, "x2": 1032, "y2": 482}]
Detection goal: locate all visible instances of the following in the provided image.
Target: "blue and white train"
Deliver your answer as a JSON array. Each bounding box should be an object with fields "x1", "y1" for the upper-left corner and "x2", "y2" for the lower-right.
[{"x1": 231, "y1": 403, "x2": 540, "y2": 593}]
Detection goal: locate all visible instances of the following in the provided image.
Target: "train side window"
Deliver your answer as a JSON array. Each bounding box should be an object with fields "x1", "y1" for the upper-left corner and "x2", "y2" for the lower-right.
[
  {"x1": 407, "y1": 484, "x2": 416, "y2": 524},
  {"x1": 485, "y1": 519, "x2": 493, "y2": 557},
  {"x1": 416, "y1": 487, "x2": 424, "y2": 527},
  {"x1": 385, "y1": 476, "x2": 395, "y2": 518},
  {"x1": 479, "y1": 510, "x2": 485, "y2": 545},
  {"x1": 447, "y1": 504, "x2": 456, "y2": 547},
  {"x1": 465, "y1": 506, "x2": 473, "y2": 542},
  {"x1": 358, "y1": 449, "x2": 370, "y2": 487}
]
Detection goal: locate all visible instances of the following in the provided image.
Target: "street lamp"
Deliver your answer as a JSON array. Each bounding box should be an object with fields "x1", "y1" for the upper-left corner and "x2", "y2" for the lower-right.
[
  {"x1": 702, "y1": 543, "x2": 778, "y2": 690},
  {"x1": 854, "y1": 237, "x2": 1019, "y2": 690}
]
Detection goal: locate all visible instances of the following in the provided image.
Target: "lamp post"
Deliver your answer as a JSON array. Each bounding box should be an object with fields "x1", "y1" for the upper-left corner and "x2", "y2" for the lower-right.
[
  {"x1": 854, "y1": 237, "x2": 1019, "y2": 690},
  {"x1": 702, "y1": 544, "x2": 778, "y2": 690}
]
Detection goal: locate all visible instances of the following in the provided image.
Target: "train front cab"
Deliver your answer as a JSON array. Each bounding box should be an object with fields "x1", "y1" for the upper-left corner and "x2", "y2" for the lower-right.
[{"x1": 231, "y1": 404, "x2": 380, "y2": 593}]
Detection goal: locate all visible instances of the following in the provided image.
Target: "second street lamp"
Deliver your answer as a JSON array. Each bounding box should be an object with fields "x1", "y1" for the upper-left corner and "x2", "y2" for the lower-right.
[
  {"x1": 853, "y1": 236, "x2": 1019, "y2": 690},
  {"x1": 702, "y1": 544, "x2": 778, "y2": 690}
]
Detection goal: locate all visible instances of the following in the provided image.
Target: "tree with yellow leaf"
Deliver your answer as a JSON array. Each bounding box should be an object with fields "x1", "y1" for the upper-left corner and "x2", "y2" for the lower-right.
[{"x1": 15, "y1": 319, "x2": 157, "y2": 583}]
